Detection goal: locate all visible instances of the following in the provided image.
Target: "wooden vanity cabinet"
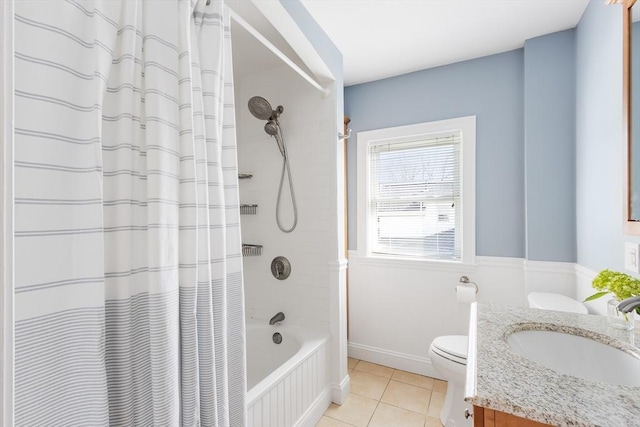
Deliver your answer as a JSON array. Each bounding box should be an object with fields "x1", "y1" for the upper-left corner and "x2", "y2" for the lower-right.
[{"x1": 473, "y1": 406, "x2": 552, "y2": 427}]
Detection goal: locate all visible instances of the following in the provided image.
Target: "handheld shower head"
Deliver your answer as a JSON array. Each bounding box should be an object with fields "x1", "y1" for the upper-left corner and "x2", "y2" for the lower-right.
[
  {"x1": 264, "y1": 121, "x2": 278, "y2": 137},
  {"x1": 265, "y1": 121, "x2": 285, "y2": 156}
]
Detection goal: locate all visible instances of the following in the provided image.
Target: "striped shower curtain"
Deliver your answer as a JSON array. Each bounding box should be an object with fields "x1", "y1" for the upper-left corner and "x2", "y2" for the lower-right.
[{"x1": 13, "y1": 0, "x2": 246, "y2": 425}]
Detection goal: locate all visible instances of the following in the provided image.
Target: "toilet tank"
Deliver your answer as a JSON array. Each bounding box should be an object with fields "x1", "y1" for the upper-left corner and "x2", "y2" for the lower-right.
[{"x1": 527, "y1": 292, "x2": 588, "y2": 314}]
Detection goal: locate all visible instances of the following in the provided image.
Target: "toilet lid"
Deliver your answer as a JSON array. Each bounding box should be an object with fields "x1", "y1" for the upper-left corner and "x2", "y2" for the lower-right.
[
  {"x1": 432, "y1": 335, "x2": 468, "y2": 360},
  {"x1": 528, "y1": 292, "x2": 588, "y2": 314}
]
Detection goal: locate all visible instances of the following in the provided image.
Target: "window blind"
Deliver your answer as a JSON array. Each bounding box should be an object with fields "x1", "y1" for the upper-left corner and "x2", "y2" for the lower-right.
[{"x1": 368, "y1": 133, "x2": 461, "y2": 260}]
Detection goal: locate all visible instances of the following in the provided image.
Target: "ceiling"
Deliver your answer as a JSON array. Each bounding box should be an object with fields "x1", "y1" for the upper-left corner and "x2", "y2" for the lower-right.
[{"x1": 299, "y1": 0, "x2": 590, "y2": 86}]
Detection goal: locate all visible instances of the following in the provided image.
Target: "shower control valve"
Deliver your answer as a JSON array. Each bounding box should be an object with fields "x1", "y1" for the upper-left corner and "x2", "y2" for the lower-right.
[{"x1": 271, "y1": 256, "x2": 291, "y2": 280}]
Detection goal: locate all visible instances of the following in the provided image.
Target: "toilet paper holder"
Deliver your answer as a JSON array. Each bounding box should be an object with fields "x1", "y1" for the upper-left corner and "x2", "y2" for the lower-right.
[{"x1": 458, "y1": 276, "x2": 478, "y2": 294}]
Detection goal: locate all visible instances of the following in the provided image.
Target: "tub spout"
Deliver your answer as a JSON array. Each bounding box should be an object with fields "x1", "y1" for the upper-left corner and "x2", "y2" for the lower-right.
[{"x1": 269, "y1": 312, "x2": 285, "y2": 325}]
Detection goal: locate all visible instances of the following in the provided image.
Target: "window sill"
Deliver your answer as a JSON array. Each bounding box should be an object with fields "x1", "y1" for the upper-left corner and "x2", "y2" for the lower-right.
[{"x1": 348, "y1": 251, "x2": 477, "y2": 273}]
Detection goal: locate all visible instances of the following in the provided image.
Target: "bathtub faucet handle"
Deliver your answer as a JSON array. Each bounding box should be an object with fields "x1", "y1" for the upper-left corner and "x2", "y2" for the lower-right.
[
  {"x1": 269, "y1": 312, "x2": 285, "y2": 325},
  {"x1": 275, "y1": 261, "x2": 284, "y2": 277}
]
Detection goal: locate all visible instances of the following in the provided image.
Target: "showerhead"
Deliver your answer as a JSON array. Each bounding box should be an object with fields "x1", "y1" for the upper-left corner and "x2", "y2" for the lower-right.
[
  {"x1": 248, "y1": 96, "x2": 272, "y2": 120},
  {"x1": 248, "y1": 96, "x2": 284, "y2": 121},
  {"x1": 248, "y1": 96, "x2": 286, "y2": 156}
]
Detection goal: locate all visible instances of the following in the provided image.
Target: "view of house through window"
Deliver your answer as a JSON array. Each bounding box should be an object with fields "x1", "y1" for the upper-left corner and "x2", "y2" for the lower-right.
[{"x1": 368, "y1": 132, "x2": 462, "y2": 260}]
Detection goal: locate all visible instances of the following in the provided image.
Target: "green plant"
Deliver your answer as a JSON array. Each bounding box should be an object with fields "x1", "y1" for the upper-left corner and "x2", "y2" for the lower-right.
[{"x1": 585, "y1": 269, "x2": 640, "y2": 315}]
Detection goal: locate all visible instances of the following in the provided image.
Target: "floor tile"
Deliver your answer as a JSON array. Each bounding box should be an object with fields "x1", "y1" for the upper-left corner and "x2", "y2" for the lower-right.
[
  {"x1": 392, "y1": 369, "x2": 435, "y2": 390},
  {"x1": 425, "y1": 415, "x2": 443, "y2": 427},
  {"x1": 433, "y1": 379, "x2": 447, "y2": 393},
  {"x1": 427, "y1": 391, "x2": 446, "y2": 418},
  {"x1": 315, "y1": 416, "x2": 355, "y2": 427},
  {"x1": 353, "y1": 360, "x2": 394, "y2": 379},
  {"x1": 368, "y1": 402, "x2": 426, "y2": 427},
  {"x1": 381, "y1": 380, "x2": 431, "y2": 415},
  {"x1": 347, "y1": 357, "x2": 359, "y2": 370},
  {"x1": 349, "y1": 370, "x2": 390, "y2": 400},
  {"x1": 324, "y1": 393, "x2": 378, "y2": 427}
]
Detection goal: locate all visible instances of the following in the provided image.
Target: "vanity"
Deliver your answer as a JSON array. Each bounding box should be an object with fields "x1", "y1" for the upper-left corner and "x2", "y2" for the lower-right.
[{"x1": 464, "y1": 303, "x2": 640, "y2": 427}]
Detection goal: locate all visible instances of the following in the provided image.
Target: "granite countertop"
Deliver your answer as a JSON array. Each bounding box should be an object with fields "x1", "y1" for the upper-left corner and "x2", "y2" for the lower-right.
[{"x1": 464, "y1": 302, "x2": 640, "y2": 427}]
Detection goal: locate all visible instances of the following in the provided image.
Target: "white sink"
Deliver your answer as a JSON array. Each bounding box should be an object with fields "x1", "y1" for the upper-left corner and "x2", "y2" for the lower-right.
[{"x1": 506, "y1": 330, "x2": 640, "y2": 387}]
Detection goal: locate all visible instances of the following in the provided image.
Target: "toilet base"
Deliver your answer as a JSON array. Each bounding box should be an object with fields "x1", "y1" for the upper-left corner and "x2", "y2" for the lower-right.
[{"x1": 439, "y1": 377, "x2": 472, "y2": 427}]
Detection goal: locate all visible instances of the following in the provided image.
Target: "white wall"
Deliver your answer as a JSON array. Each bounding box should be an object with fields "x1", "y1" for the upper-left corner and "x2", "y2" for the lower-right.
[
  {"x1": 234, "y1": 63, "x2": 338, "y2": 331},
  {"x1": 347, "y1": 254, "x2": 576, "y2": 379},
  {"x1": 235, "y1": 62, "x2": 349, "y2": 404},
  {"x1": 0, "y1": 0, "x2": 13, "y2": 423}
]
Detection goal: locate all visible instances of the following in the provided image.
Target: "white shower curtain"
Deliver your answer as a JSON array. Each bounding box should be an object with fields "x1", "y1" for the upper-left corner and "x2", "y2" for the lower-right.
[{"x1": 13, "y1": 0, "x2": 246, "y2": 425}]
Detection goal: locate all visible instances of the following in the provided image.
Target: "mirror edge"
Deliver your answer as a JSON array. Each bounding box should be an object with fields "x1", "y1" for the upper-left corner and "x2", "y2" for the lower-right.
[{"x1": 623, "y1": 0, "x2": 640, "y2": 234}]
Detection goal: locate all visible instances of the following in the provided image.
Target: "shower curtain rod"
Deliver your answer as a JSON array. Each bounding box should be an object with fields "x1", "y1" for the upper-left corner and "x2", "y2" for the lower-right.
[{"x1": 228, "y1": 9, "x2": 330, "y2": 97}]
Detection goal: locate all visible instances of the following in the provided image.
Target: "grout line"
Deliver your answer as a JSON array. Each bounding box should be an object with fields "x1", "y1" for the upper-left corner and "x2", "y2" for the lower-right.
[
  {"x1": 367, "y1": 369, "x2": 396, "y2": 426},
  {"x1": 366, "y1": 399, "x2": 381, "y2": 427},
  {"x1": 352, "y1": 364, "x2": 395, "y2": 380},
  {"x1": 365, "y1": 370, "x2": 394, "y2": 427},
  {"x1": 321, "y1": 412, "x2": 358, "y2": 427},
  {"x1": 334, "y1": 360, "x2": 446, "y2": 427}
]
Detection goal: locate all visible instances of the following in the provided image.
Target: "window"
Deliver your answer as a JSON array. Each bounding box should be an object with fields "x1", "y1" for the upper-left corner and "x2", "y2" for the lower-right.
[{"x1": 357, "y1": 116, "x2": 475, "y2": 263}]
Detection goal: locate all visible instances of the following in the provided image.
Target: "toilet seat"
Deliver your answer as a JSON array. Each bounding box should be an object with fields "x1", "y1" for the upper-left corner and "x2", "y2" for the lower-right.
[{"x1": 431, "y1": 335, "x2": 468, "y2": 366}]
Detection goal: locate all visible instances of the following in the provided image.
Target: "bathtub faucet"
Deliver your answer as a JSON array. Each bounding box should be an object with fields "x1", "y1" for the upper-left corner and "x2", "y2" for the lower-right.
[
  {"x1": 617, "y1": 296, "x2": 640, "y2": 313},
  {"x1": 269, "y1": 312, "x2": 285, "y2": 325}
]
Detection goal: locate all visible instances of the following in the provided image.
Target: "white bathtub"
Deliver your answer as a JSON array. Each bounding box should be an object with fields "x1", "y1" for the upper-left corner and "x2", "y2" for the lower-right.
[{"x1": 246, "y1": 320, "x2": 331, "y2": 427}]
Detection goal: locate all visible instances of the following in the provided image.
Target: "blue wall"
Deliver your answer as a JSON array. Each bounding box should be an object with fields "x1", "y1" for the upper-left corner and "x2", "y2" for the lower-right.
[
  {"x1": 343, "y1": 0, "x2": 635, "y2": 266},
  {"x1": 346, "y1": 51, "x2": 526, "y2": 258},
  {"x1": 345, "y1": 49, "x2": 524, "y2": 257},
  {"x1": 524, "y1": 30, "x2": 576, "y2": 262},
  {"x1": 575, "y1": 0, "x2": 627, "y2": 272}
]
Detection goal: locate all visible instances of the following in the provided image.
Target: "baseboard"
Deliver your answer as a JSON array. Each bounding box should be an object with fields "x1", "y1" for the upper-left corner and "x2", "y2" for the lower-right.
[
  {"x1": 348, "y1": 342, "x2": 443, "y2": 380},
  {"x1": 331, "y1": 374, "x2": 350, "y2": 405},
  {"x1": 295, "y1": 385, "x2": 332, "y2": 427}
]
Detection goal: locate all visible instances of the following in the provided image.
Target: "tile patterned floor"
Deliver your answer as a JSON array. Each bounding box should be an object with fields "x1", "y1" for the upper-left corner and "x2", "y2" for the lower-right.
[{"x1": 316, "y1": 358, "x2": 446, "y2": 427}]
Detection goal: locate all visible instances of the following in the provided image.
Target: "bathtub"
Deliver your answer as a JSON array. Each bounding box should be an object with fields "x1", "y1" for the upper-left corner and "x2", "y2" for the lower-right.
[{"x1": 246, "y1": 319, "x2": 331, "y2": 427}]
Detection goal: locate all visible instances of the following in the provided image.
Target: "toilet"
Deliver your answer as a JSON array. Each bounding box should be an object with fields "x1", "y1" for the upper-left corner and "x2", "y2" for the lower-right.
[
  {"x1": 527, "y1": 292, "x2": 588, "y2": 314},
  {"x1": 429, "y1": 292, "x2": 587, "y2": 427},
  {"x1": 428, "y1": 335, "x2": 468, "y2": 427}
]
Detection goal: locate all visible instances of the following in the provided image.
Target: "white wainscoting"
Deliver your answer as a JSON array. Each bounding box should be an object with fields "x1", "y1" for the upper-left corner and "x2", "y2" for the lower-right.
[
  {"x1": 247, "y1": 339, "x2": 331, "y2": 427},
  {"x1": 347, "y1": 252, "x2": 578, "y2": 379},
  {"x1": 575, "y1": 264, "x2": 609, "y2": 315}
]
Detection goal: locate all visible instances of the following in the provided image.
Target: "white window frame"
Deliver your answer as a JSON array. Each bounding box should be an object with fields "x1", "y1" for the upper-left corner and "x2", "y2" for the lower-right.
[{"x1": 356, "y1": 116, "x2": 476, "y2": 265}]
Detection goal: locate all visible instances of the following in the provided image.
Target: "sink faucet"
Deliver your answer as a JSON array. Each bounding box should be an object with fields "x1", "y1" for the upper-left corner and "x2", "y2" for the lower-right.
[
  {"x1": 269, "y1": 312, "x2": 285, "y2": 325},
  {"x1": 617, "y1": 296, "x2": 640, "y2": 313}
]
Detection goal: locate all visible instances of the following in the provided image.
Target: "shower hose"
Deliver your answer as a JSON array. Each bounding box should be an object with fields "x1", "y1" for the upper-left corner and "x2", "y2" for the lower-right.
[{"x1": 275, "y1": 124, "x2": 298, "y2": 233}]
